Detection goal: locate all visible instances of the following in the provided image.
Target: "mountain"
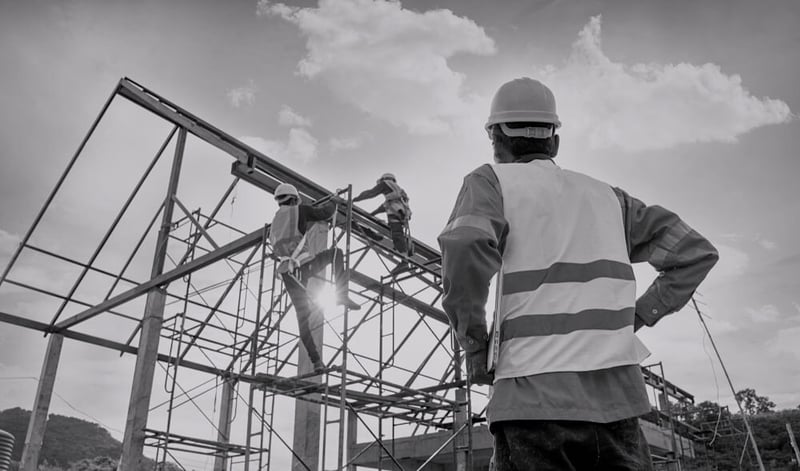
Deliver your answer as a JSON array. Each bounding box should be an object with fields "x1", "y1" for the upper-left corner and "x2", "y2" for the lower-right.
[{"x1": 0, "y1": 408, "x2": 121, "y2": 468}]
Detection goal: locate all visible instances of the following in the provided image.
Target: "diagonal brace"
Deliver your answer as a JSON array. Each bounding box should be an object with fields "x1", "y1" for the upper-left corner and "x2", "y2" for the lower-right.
[{"x1": 54, "y1": 228, "x2": 265, "y2": 331}]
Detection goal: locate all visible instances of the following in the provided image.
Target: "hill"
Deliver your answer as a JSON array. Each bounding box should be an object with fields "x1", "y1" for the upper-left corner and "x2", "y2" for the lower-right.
[{"x1": 0, "y1": 408, "x2": 121, "y2": 468}]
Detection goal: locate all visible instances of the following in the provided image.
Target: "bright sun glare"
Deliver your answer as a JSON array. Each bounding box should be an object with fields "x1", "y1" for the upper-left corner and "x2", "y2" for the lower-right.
[{"x1": 314, "y1": 282, "x2": 340, "y2": 315}]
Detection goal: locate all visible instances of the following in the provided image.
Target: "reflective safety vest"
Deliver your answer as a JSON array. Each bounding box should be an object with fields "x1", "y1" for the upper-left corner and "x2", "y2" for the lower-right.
[
  {"x1": 488, "y1": 160, "x2": 650, "y2": 379},
  {"x1": 383, "y1": 180, "x2": 411, "y2": 220},
  {"x1": 269, "y1": 205, "x2": 328, "y2": 273}
]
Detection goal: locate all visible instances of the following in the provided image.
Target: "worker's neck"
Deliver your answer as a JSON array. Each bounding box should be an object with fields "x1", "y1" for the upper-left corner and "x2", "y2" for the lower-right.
[{"x1": 514, "y1": 153, "x2": 552, "y2": 163}]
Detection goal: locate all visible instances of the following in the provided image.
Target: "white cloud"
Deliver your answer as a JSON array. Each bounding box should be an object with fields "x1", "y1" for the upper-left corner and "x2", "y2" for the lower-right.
[
  {"x1": 708, "y1": 243, "x2": 749, "y2": 281},
  {"x1": 226, "y1": 79, "x2": 257, "y2": 108},
  {"x1": 745, "y1": 304, "x2": 781, "y2": 323},
  {"x1": 258, "y1": 0, "x2": 496, "y2": 135},
  {"x1": 241, "y1": 128, "x2": 319, "y2": 164},
  {"x1": 329, "y1": 136, "x2": 363, "y2": 151},
  {"x1": 757, "y1": 237, "x2": 777, "y2": 251},
  {"x1": 278, "y1": 105, "x2": 312, "y2": 127},
  {"x1": 768, "y1": 326, "x2": 800, "y2": 357},
  {"x1": 536, "y1": 16, "x2": 792, "y2": 152}
]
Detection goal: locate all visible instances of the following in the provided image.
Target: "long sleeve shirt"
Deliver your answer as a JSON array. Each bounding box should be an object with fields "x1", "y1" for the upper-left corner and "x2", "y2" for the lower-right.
[
  {"x1": 438, "y1": 162, "x2": 719, "y2": 424},
  {"x1": 297, "y1": 202, "x2": 335, "y2": 235}
]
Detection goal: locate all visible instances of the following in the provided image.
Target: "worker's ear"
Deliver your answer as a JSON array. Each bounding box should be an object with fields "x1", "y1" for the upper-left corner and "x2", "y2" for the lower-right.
[{"x1": 550, "y1": 134, "x2": 560, "y2": 158}]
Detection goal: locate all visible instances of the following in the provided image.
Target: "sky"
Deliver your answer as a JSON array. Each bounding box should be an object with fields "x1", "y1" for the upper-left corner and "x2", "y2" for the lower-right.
[{"x1": 1, "y1": 0, "x2": 799, "y2": 465}]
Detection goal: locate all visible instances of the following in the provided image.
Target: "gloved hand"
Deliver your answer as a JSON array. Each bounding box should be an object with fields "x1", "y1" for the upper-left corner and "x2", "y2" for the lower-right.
[{"x1": 466, "y1": 348, "x2": 494, "y2": 386}]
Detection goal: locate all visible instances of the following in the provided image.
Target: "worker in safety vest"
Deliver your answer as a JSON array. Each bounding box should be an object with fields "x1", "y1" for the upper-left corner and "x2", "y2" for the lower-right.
[
  {"x1": 269, "y1": 183, "x2": 361, "y2": 371},
  {"x1": 354, "y1": 173, "x2": 413, "y2": 256},
  {"x1": 438, "y1": 78, "x2": 719, "y2": 470}
]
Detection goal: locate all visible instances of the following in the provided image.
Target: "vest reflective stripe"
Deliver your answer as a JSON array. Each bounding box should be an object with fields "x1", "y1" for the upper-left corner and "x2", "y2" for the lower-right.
[
  {"x1": 501, "y1": 307, "x2": 635, "y2": 340},
  {"x1": 502, "y1": 259, "x2": 634, "y2": 295},
  {"x1": 383, "y1": 180, "x2": 410, "y2": 219},
  {"x1": 490, "y1": 161, "x2": 649, "y2": 379}
]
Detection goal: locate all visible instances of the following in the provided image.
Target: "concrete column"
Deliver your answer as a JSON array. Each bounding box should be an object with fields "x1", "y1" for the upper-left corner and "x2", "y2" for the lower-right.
[
  {"x1": 291, "y1": 275, "x2": 324, "y2": 471},
  {"x1": 20, "y1": 334, "x2": 64, "y2": 471},
  {"x1": 213, "y1": 378, "x2": 236, "y2": 471},
  {"x1": 119, "y1": 128, "x2": 186, "y2": 471}
]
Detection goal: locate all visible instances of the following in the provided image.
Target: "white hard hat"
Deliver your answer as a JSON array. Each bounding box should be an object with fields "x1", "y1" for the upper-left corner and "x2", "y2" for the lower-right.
[
  {"x1": 486, "y1": 78, "x2": 561, "y2": 133},
  {"x1": 274, "y1": 183, "x2": 299, "y2": 201},
  {"x1": 379, "y1": 173, "x2": 396, "y2": 183}
]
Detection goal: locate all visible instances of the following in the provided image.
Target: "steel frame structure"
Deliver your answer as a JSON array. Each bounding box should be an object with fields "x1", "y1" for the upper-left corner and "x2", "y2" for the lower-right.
[
  {"x1": 0, "y1": 77, "x2": 471, "y2": 471},
  {"x1": 0, "y1": 77, "x2": 705, "y2": 471}
]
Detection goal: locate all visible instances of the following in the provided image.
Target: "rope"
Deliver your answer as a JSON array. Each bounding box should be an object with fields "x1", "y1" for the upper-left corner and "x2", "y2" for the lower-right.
[{"x1": 691, "y1": 297, "x2": 766, "y2": 471}]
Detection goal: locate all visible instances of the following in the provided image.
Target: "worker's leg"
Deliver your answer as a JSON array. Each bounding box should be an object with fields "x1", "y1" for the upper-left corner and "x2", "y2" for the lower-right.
[
  {"x1": 281, "y1": 273, "x2": 323, "y2": 369},
  {"x1": 301, "y1": 248, "x2": 360, "y2": 310},
  {"x1": 596, "y1": 417, "x2": 654, "y2": 470},
  {"x1": 492, "y1": 420, "x2": 597, "y2": 471},
  {"x1": 387, "y1": 215, "x2": 408, "y2": 255}
]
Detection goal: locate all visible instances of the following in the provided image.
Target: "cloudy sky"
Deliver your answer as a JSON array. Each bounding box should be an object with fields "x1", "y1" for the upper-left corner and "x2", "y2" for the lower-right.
[{"x1": 1, "y1": 0, "x2": 799, "y2": 461}]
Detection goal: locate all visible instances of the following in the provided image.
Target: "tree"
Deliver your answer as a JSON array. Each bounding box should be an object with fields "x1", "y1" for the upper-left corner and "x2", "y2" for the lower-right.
[
  {"x1": 735, "y1": 388, "x2": 776, "y2": 415},
  {"x1": 68, "y1": 456, "x2": 117, "y2": 471}
]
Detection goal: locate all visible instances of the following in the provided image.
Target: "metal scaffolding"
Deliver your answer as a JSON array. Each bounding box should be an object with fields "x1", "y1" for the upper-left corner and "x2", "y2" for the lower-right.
[
  {"x1": 0, "y1": 77, "x2": 709, "y2": 471},
  {"x1": 0, "y1": 77, "x2": 473, "y2": 471}
]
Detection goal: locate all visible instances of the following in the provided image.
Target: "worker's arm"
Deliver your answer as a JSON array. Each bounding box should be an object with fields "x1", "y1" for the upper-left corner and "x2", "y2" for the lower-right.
[
  {"x1": 371, "y1": 205, "x2": 386, "y2": 216},
  {"x1": 614, "y1": 188, "x2": 719, "y2": 330},
  {"x1": 438, "y1": 165, "x2": 508, "y2": 354},
  {"x1": 301, "y1": 202, "x2": 336, "y2": 224},
  {"x1": 353, "y1": 181, "x2": 388, "y2": 202}
]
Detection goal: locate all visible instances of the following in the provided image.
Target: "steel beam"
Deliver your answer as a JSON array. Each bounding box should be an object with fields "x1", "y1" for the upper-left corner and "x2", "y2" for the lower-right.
[
  {"x1": 54, "y1": 228, "x2": 264, "y2": 331},
  {"x1": 119, "y1": 127, "x2": 186, "y2": 471}
]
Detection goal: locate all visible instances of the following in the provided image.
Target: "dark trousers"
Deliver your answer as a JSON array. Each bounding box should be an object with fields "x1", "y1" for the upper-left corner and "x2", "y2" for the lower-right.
[
  {"x1": 298, "y1": 247, "x2": 348, "y2": 298},
  {"x1": 387, "y1": 215, "x2": 411, "y2": 255},
  {"x1": 281, "y1": 247, "x2": 347, "y2": 366},
  {"x1": 493, "y1": 419, "x2": 653, "y2": 471}
]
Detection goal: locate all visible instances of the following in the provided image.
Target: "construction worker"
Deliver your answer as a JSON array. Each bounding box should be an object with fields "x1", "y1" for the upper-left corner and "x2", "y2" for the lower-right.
[
  {"x1": 354, "y1": 173, "x2": 413, "y2": 257},
  {"x1": 269, "y1": 183, "x2": 360, "y2": 372},
  {"x1": 438, "y1": 77, "x2": 719, "y2": 470}
]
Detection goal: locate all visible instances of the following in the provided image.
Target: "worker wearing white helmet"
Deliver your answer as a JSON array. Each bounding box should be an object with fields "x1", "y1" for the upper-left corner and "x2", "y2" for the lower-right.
[
  {"x1": 438, "y1": 78, "x2": 719, "y2": 469},
  {"x1": 270, "y1": 183, "x2": 360, "y2": 372},
  {"x1": 354, "y1": 173, "x2": 413, "y2": 273}
]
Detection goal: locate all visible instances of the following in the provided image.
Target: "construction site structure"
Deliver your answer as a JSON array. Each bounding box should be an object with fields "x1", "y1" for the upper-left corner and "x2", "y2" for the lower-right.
[{"x1": 0, "y1": 77, "x2": 707, "y2": 471}]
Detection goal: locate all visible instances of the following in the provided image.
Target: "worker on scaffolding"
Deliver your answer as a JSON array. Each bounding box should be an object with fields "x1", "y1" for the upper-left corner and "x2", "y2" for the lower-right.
[
  {"x1": 269, "y1": 183, "x2": 361, "y2": 372},
  {"x1": 438, "y1": 77, "x2": 719, "y2": 470},
  {"x1": 353, "y1": 173, "x2": 413, "y2": 273}
]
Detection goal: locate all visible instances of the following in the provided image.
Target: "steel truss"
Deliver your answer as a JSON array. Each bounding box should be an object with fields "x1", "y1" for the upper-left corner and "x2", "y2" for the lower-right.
[
  {"x1": 0, "y1": 77, "x2": 473, "y2": 471},
  {"x1": 0, "y1": 77, "x2": 706, "y2": 471}
]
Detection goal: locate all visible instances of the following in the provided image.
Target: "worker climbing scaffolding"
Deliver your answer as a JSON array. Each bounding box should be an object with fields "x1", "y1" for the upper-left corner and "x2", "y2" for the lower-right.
[
  {"x1": 268, "y1": 183, "x2": 361, "y2": 372},
  {"x1": 354, "y1": 173, "x2": 414, "y2": 274}
]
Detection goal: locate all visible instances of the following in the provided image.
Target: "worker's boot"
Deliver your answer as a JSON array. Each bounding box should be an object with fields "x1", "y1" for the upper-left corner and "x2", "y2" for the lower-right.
[{"x1": 311, "y1": 359, "x2": 325, "y2": 374}]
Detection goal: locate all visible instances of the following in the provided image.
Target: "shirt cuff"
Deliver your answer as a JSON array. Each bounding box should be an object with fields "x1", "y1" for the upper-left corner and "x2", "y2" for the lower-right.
[
  {"x1": 635, "y1": 291, "x2": 671, "y2": 327},
  {"x1": 459, "y1": 332, "x2": 490, "y2": 353}
]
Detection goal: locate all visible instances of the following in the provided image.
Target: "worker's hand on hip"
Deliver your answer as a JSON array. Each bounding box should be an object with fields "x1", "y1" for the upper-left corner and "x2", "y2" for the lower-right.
[{"x1": 466, "y1": 349, "x2": 494, "y2": 386}]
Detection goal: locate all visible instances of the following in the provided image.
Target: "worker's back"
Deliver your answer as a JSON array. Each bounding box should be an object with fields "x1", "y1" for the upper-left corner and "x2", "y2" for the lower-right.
[{"x1": 489, "y1": 160, "x2": 649, "y2": 379}]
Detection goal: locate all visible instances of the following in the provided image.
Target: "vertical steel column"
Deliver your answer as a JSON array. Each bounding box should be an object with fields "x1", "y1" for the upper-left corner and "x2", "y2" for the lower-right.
[
  {"x1": 20, "y1": 334, "x2": 64, "y2": 471},
  {"x1": 452, "y1": 346, "x2": 469, "y2": 471},
  {"x1": 345, "y1": 411, "x2": 358, "y2": 471},
  {"x1": 213, "y1": 378, "x2": 236, "y2": 471},
  {"x1": 119, "y1": 128, "x2": 186, "y2": 471},
  {"x1": 337, "y1": 185, "x2": 353, "y2": 471}
]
